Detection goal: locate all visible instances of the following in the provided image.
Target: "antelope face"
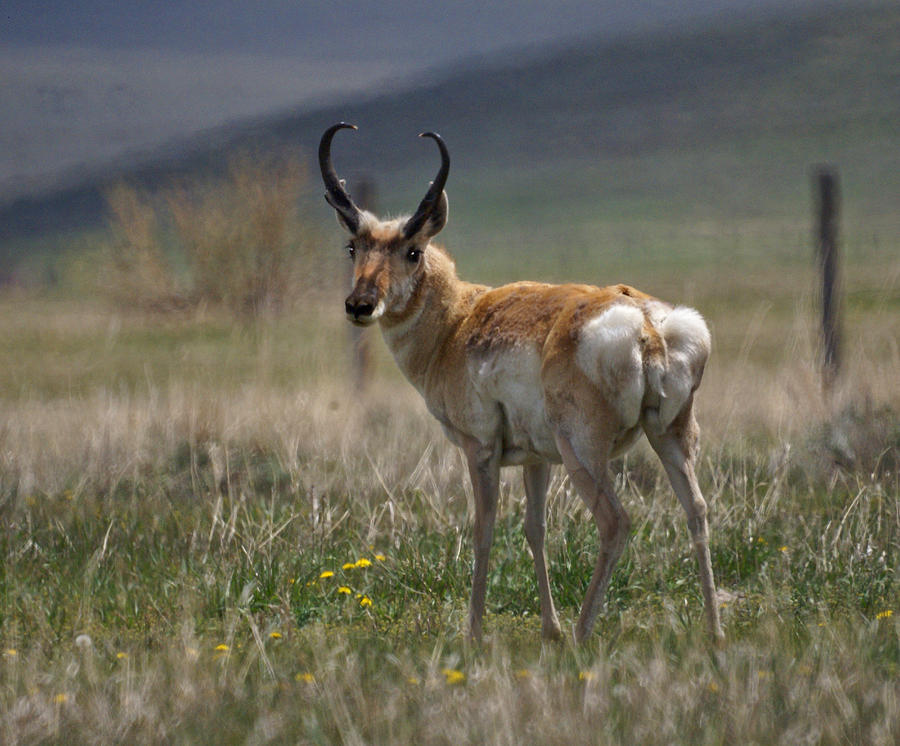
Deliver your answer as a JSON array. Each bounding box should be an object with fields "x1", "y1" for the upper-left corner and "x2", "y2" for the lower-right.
[
  {"x1": 344, "y1": 223, "x2": 428, "y2": 325},
  {"x1": 319, "y1": 123, "x2": 449, "y2": 327}
]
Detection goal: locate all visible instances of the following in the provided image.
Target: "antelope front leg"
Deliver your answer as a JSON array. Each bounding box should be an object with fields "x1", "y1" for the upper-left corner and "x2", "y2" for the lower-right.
[
  {"x1": 462, "y1": 439, "x2": 501, "y2": 642},
  {"x1": 523, "y1": 462, "x2": 562, "y2": 640}
]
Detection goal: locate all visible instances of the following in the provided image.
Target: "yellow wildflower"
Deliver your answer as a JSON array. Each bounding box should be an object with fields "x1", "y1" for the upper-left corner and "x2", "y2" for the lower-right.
[
  {"x1": 342, "y1": 562, "x2": 356, "y2": 570},
  {"x1": 4, "y1": 649, "x2": 17, "y2": 657},
  {"x1": 442, "y1": 668, "x2": 465, "y2": 685},
  {"x1": 514, "y1": 669, "x2": 531, "y2": 679},
  {"x1": 269, "y1": 631, "x2": 283, "y2": 639},
  {"x1": 319, "y1": 570, "x2": 334, "y2": 579},
  {"x1": 116, "y1": 652, "x2": 128, "y2": 660},
  {"x1": 359, "y1": 596, "x2": 373, "y2": 608},
  {"x1": 214, "y1": 644, "x2": 229, "y2": 652},
  {"x1": 54, "y1": 693, "x2": 69, "y2": 704},
  {"x1": 876, "y1": 610, "x2": 893, "y2": 620},
  {"x1": 354, "y1": 558, "x2": 372, "y2": 568},
  {"x1": 296, "y1": 672, "x2": 315, "y2": 683},
  {"x1": 779, "y1": 546, "x2": 788, "y2": 553},
  {"x1": 337, "y1": 586, "x2": 352, "y2": 595},
  {"x1": 407, "y1": 676, "x2": 420, "y2": 685},
  {"x1": 374, "y1": 553, "x2": 386, "y2": 562},
  {"x1": 578, "y1": 671, "x2": 595, "y2": 682}
]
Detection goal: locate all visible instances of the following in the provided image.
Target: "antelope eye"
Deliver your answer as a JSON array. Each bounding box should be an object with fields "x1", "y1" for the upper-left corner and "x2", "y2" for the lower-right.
[
  {"x1": 346, "y1": 244, "x2": 356, "y2": 259},
  {"x1": 406, "y1": 247, "x2": 422, "y2": 263}
]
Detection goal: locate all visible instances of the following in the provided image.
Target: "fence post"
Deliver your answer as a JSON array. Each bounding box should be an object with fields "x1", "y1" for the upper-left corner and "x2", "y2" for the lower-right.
[
  {"x1": 813, "y1": 166, "x2": 841, "y2": 392},
  {"x1": 348, "y1": 178, "x2": 376, "y2": 392}
]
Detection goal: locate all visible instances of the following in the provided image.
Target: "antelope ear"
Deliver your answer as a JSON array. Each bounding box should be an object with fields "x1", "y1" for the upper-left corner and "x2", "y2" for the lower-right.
[
  {"x1": 326, "y1": 187, "x2": 360, "y2": 234},
  {"x1": 406, "y1": 190, "x2": 448, "y2": 242}
]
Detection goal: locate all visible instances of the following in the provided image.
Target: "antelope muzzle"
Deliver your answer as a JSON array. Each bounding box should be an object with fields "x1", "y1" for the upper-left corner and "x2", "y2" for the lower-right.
[{"x1": 345, "y1": 285, "x2": 382, "y2": 325}]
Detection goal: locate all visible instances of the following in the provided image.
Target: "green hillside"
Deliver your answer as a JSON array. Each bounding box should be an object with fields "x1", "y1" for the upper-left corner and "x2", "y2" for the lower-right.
[{"x1": 2, "y1": 0, "x2": 899, "y2": 282}]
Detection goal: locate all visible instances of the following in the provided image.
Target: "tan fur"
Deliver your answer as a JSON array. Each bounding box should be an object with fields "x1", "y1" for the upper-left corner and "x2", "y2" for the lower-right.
[{"x1": 333, "y1": 173, "x2": 723, "y2": 644}]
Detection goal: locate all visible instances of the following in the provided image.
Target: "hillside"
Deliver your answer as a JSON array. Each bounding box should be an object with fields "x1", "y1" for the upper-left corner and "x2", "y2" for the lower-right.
[{"x1": 2, "y1": 0, "x2": 899, "y2": 276}]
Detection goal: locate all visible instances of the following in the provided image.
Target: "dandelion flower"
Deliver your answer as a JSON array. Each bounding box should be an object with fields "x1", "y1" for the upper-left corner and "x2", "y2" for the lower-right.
[
  {"x1": 319, "y1": 570, "x2": 334, "y2": 579},
  {"x1": 779, "y1": 546, "x2": 788, "y2": 553},
  {"x1": 54, "y1": 693, "x2": 69, "y2": 704},
  {"x1": 442, "y1": 668, "x2": 465, "y2": 685},
  {"x1": 337, "y1": 586, "x2": 352, "y2": 595},
  {"x1": 116, "y1": 652, "x2": 128, "y2": 660},
  {"x1": 269, "y1": 631, "x2": 283, "y2": 639},
  {"x1": 354, "y1": 558, "x2": 372, "y2": 568},
  {"x1": 359, "y1": 596, "x2": 373, "y2": 608},
  {"x1": 342, "y1": 562, "x2": 356, "y2": 571},
  {"x1": 876, "y1": 610, "x2": 893, "y2": 620},
  {"x1": 296, "y1": 672, "x2": 315, "y2": 683},
  {"x1": 214, "y1": 644, "x2": 229, "y2": 652},
  {"x1": 374, "y1": 553, "x2": 386, "y2": 562}
]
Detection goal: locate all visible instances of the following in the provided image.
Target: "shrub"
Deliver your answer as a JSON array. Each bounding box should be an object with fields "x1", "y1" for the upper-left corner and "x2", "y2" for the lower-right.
[{"x1": 101, "y1": 150, "x2": 315, "y2": 317}]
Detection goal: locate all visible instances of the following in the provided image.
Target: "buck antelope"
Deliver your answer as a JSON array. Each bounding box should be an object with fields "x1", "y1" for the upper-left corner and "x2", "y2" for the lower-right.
[{"x1": 320, "y1": 123, "x2": 724, "y2": 643}]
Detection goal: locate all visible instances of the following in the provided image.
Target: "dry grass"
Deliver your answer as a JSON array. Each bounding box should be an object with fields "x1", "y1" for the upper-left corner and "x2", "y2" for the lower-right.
[
  {"x1": 1, "y1": 240, "x2": 898, "y2": 742},
  {"x1": 96, "y1": 150, "x2": 318, "y2": 316}
]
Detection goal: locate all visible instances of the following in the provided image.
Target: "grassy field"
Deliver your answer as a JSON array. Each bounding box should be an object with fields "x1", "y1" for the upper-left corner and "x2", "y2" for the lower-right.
[
  {"x1": 1, "y1": 4, "x2": 899, "y2": 738},
  {"x1": 1, "y1": 207, "x2": 898, "y2": 743}
]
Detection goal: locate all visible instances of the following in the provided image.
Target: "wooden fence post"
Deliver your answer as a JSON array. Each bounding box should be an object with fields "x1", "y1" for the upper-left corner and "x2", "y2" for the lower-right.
[{"x1": 813, "y1": 166, "x2": 841, "y2": 392}]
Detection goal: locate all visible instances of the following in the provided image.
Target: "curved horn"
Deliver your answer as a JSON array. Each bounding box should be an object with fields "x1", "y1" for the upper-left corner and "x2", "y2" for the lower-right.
[
  {"x1": 403, "y1": 131, "x2": 450, "y2": 239},
  {"x1": 319, "y1": 122, "x2": 362, "y2": 234}
]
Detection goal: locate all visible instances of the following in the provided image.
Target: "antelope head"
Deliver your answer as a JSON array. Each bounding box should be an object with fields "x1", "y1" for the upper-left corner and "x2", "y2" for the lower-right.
[{"x1": 319, "y1": 123, "x2": 450, "y2": 326}]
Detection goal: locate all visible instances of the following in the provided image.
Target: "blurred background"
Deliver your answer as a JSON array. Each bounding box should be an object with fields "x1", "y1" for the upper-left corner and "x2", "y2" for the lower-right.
[{"x1": 2, "y1": 0, "x2": 898, "y2": 440}]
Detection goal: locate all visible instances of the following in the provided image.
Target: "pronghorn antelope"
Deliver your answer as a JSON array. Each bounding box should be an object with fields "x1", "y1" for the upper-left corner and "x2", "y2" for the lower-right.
[{"x1": 320, "y1": 123, "x2": 724, "y2": 643}]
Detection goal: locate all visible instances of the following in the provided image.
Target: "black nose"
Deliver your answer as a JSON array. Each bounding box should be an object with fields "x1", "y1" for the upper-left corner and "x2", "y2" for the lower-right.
[{"x1": 345, "y1": 297, "x2": 375, "y2": 319}]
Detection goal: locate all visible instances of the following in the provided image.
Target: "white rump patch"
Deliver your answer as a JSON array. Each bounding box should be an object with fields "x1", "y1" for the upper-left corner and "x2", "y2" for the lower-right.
[
  {"x1": 661, "y1": 306, "x2": 711, "y2": 361},
  {"x1": 656, "y1": 306, "x2": 711, "y2": 429},
  {"x1": 576, "y1": 304, "x2": 645, "y2": 426}
]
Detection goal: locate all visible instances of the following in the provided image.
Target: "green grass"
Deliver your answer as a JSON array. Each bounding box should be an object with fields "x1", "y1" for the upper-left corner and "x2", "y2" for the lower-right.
[
  {"x1": 1, "y1": 281, "x2": 898, "y2": 741},
  {"x1": 1, "y1": 416, "x2": 897, "y2": 742}
]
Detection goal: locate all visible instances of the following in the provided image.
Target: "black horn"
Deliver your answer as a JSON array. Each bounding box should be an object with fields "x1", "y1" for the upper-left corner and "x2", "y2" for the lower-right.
[
  {"x1": 319, "y1": 122, "x2": 362, "y2": 234},
  {"x1": 403, "y1": 132, "x2": 450, "y2": 239}
]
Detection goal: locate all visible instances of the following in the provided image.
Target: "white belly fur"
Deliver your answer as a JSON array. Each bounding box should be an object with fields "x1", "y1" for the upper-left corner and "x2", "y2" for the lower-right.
[{"x1": 469, "y1": 346, "x2": 560, "y2": 463}]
